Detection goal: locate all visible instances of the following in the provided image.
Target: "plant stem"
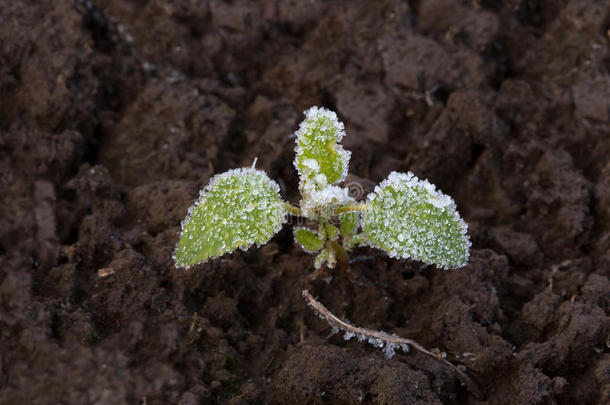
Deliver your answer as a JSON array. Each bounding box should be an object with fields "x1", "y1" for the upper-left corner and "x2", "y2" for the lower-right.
[
  {"x1": 284, "y1": 203, "x2": 303, "y2": 216},
  {"x1": 331, "y1": 241, "x2": 348, "y2": 266},
  {"x1": 336, "y1": 203, "x2": 366, "y2": 214}
]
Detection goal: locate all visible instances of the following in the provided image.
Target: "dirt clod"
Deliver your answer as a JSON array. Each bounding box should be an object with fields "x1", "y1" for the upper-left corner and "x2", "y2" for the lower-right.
[{"x1": 1, "y1": 0, "x2": 609, "y2": 404}]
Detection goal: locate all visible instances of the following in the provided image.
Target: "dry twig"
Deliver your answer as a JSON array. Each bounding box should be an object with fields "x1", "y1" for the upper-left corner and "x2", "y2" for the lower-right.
[{"x1": 302, "y1": 290, "x2": 482, "y2": 398}]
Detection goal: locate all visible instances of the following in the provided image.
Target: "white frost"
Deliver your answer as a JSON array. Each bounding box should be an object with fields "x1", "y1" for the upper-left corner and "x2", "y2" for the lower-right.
[
  {"x1": 361, "y1": 171, "x2": 471, "y2": 269},
  {"x1": 293, "y1": 106, "x2": 351, "y2": 188},
  {"x1": 300, "y1": 185, "x2": 355, "y2": 218},
  {"x1": 173, "y1": 167, "x2": 288, "y2": 269}
]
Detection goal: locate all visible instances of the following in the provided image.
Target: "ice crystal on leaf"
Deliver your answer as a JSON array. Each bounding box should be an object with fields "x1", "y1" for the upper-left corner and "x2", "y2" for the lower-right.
[
  {"x1": 174, "y1": 168, "x2": 287, "y2": 268},
  {"x1": 361, "y1": 171, "x2": 470, "y2": 269},
  {"x1": 300, "y1": 184, "x2": 354, "y2": 218},
  {"x1": 294, "y1": 106, "x2": 351, "y2": 191}
]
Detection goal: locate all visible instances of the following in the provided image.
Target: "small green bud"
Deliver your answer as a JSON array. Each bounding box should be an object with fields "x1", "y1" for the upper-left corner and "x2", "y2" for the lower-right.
[
  {"x1": 339, "y1": 212, "x2": 359, "y2": 236},
  {"x1": 324, "y1": 223, "x2": 339, "y2": 241},
  {"x1": 294, "y1": 227, "x2": 324, "y2": 253}
]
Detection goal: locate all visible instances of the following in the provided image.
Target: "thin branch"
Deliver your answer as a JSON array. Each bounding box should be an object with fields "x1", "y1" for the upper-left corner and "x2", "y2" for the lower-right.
[{"x1": 302, "y1": 290, "x2": 482, "y2": 399}]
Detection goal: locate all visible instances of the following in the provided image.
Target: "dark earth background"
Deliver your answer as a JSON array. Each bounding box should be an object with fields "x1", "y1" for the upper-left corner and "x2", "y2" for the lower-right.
[{"x1": 1, "y1": 0, "x2": 610, "y2": 404}]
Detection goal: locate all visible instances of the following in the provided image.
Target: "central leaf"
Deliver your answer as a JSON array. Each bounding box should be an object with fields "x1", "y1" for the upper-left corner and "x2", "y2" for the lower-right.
[
  {"x1": 174, "y1": 168, "x2": 287, "y2": 268},
  {"x1": 294, "y1": 106, "x2": 351, "y2": 190}
]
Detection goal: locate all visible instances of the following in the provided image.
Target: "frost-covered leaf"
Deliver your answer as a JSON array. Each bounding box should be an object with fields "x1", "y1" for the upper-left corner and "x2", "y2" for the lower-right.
[
  {"x1": 294, "y1": 107, "x2": 351, "y2": 189},
  {"x1": 339, "y1": 212, "x2": 359, "y2": 236},
  {"x1": 361, "y1": 171, "x2": 470, "y2": 269},
  {"x1": 174, "y1": 168, "x2": 287, "y2": 268},
  {"x1": 294, "y1": 227, "x2": 324, "y2": 253}
]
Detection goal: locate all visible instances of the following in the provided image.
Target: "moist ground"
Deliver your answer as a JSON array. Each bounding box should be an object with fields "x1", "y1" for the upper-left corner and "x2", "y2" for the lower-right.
[{"x1": 1, "y1": 1, "x2": 609, "y2": 404}]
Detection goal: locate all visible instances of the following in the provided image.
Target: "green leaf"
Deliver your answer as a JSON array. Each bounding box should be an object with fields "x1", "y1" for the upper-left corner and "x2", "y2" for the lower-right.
[
  {"x1": 294, "y1": 227, "x2": 324, "y2": 253},
  {"x1": 174, "y1": 168, "x2": 287, "y2": 268},
  {"x1": 339, "y1": 212, "x2": 359, "y2": 236},
  {"x1": 324, "y1": 223, "x2": 339, "y2": 241},
  {"x1": 294, "y1": 107, "x2": 351, "y2": 189},
  {"x1": 361, "y1": 171, "x2": 470, "y2": 269}
]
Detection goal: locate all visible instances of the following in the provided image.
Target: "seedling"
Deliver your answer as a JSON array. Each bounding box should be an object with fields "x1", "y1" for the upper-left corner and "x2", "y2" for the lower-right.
[
  {"x1": 174, "y1": 106, "x2": 470, "y2": 271},
  {"x1": 173, "y1": 107, "x2": 476, "y2": 391}
]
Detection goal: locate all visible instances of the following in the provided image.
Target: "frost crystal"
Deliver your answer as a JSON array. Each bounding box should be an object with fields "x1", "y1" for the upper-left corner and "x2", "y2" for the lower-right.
[
  {"x1": 361, "y1": 171, "x2": 471, "y2": 269},
  {"x1": 294, "y1": 106, "x2": 351, "y2": 190},
  {"x1": 173, "y1": 168, "x2": 287, "y2": 268},
  {"x1": 383, "y1": 343, "x2": 398, "y2": 358},
  {"x1": 300, "y1": 184, "x2": 354, "y2": 218}
]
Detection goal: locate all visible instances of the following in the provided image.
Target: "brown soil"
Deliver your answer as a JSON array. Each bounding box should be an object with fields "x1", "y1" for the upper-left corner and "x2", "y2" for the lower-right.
[{"x1": 1, "y1": 1, "x2": 609, "y2": 404}]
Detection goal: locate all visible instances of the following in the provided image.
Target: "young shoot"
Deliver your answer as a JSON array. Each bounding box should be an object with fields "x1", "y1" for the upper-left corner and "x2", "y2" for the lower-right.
[
  {"x1": 174, "y1": 106, "x2": 470, "y2": 271},
  {"x1": 172, "y1": 107, "x2": 475, "y2": 383}
]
